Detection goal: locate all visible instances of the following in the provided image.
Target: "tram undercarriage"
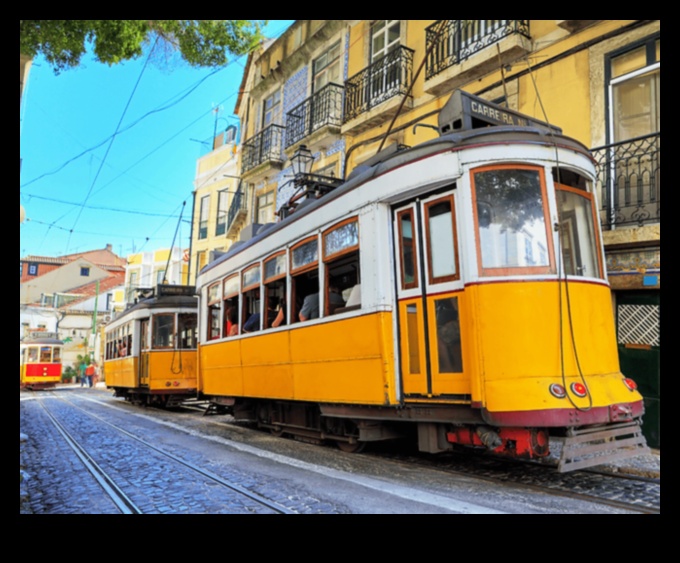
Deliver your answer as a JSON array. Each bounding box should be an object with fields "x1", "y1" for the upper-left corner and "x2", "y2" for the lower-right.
[
  {"x1": 113, "y1": 387, "x2": 195, "y2": 409},
  {"x1": 207, "y1": 396, "x2": 649, "y2": 471}
]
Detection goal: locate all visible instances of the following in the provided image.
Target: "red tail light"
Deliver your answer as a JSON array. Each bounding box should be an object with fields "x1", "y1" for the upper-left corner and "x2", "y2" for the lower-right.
[
  {"x1": 623, "y1": 378, "x2": 638, "y2": 391},
  {"x1": 570, "y1": 382, "x2": 587, "y2": 398}
]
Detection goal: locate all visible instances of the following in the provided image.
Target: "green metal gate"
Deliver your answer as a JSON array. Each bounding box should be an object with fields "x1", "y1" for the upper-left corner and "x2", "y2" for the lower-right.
[{"x1": 616, "y1": 291, "x2": 660, "y2": 448}]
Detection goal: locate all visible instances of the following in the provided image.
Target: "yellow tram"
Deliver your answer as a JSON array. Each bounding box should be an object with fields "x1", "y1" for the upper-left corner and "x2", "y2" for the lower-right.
[
  {"x1": 20, "y1": 337, "x2": 63, "y2": 390},
  {"x1": 104, "y1": 285, "x2": 198, "y2": 407},
  {"x1": 195, "y1": 91, "x2": 648, "y2": 471}
]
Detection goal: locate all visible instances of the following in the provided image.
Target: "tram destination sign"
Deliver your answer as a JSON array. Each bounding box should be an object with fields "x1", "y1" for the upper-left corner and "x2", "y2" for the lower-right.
[
  {"x1": 439, "y1": 90, "x2": 562, "y2": 134},
  {"x1": 156, "y1": 284, "x2": 196, "y2": 297}
]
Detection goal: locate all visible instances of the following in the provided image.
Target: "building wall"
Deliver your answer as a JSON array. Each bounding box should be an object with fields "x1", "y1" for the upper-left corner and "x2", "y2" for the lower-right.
[
  {"x1": 19, "y1": 258, "x2": 111, "y2": 304},
  {"x1": 125, "y1": 247, "x2": 187, "y2": 298},
  {"x1": 190, "y1": 140, "x2": 240, "y2": 284}
]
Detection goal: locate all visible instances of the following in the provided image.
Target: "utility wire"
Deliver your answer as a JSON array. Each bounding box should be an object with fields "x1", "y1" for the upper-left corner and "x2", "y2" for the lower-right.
[{"x1": 64, "y1": 39, "x2": 157, "y2": 254}]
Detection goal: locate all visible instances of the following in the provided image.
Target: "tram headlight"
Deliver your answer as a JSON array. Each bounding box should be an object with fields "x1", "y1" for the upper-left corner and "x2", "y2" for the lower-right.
[
  {"x1": 570, "y1": 382, "x2": 588, "y2": 398},
  {"x1": 549, "y1": 383, "x2": 566, "y2": 398},
  {"x1": 623, "y1": 378, "x2": 638, "y2": 391}
]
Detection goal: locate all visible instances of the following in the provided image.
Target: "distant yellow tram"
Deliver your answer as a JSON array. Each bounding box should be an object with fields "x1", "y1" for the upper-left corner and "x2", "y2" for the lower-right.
[
  {"x1": 104, "y1": 285, "x2": 198, "y2": 407},
  {"x1": 20, "y1": 337, "x2": 63, "y2": 390},
  {"x1": 194, "y1": 90, "x2": 648, "y2": 471}
]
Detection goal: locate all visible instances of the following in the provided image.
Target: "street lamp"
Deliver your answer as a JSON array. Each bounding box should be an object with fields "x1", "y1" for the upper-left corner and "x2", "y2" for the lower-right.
[
  {"x1": 278, "y1": 144, "x2": 344, "y2": 220},
  {"x1": 291, "y1": 144, "x2": 314, "y2": 177}
]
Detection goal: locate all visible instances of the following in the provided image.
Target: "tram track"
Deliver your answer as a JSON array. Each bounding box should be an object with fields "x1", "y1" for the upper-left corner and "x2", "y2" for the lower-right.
[
  {"x1": 35, "y1": 393, "x2": 295, "y2": 514},
  {"x1": 37, "y1": 398, "x2": 142, "y2": 514},
  {"x1": 167, "y1": 400, "x2": 661, "y2": 514},
  {"x1": 147, "y1": 400, "x2": 663, "y2": 514},
  {"x1": 145, "y1": 398, "x2": 663, "y2": 514},
  {"x1": 25, "y1": 388, "x2": 658, "y2": 514}
]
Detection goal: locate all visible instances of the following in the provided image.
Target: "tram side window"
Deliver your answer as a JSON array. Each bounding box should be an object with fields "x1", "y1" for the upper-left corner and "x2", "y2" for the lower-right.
[
  {"x1": 207, "y1": 281, "x2": 222, "y2": 340},
  {"x1": 223, "y1": 275, "x2": 239, "y2": 337},
  {"x1": 323, "y1": 218, "x2": 360, "y2": 315},
  {"x1": 53, "y1": 347, "x2": 62, "y2": 363},
  {"x1": 178, "y1": 313, "x2": 197, "y2": 348},
  {"x1": 242, "y1": 264, "x2": 261, "y2": 332},
  {"x1": 28, "y1": 347, "x2": 39, "y2": 363},
  {"x1": 264, "y1": 252, "x2": 287, "y2": 329},
  {"x1": 153, "y1": 314, "x2": 174, "y2": 349},
  {"x1": 291, "y1": 237, "x2": 319, "y2": 322}
]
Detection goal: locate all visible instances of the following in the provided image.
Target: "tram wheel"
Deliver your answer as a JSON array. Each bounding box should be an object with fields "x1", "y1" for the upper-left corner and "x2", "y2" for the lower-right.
[
  {"x1": 270, "y1": 426, "x2": 285, "y2": 437},
  {"x1": 336, "y1": 440, "x2": 366, "y2": 453}
]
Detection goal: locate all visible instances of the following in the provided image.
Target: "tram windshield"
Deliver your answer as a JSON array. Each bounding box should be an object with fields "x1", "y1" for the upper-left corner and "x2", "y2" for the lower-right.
[
  {"x1": 40, "y1": 346, "x2": 52, "y2": 362},
  {"x1": 473, "y1": 166, "x2": 551, "y2": 275}
]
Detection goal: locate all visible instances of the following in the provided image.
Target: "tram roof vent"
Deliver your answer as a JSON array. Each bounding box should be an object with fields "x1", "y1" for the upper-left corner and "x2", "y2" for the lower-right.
[{"x1": 438, "y1": 90, "x2": 562, "y2": 135}]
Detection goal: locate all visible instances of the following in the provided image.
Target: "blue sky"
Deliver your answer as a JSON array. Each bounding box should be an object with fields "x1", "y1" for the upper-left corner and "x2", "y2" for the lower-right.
[{"x1": 20, "y1": 21, "x2": 293, "y2": 260}]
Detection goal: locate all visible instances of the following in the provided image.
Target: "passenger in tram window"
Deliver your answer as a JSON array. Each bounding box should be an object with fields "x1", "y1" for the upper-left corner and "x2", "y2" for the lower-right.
[
  {"x1": 244, "y1": 296, "x2": 280, "y2": 332},
  {"x1": 271, "y1": 296, "x2": 286, "y2": 328},
  {"x1": 299, "y1": 284, "x2": 344, "y2": 321},
  {"x1": 225, "y1": 304, "x2": 235, "y2": 335},
  {"x1": 227, "y1": 307, "x2": 240, "y2": 336}
]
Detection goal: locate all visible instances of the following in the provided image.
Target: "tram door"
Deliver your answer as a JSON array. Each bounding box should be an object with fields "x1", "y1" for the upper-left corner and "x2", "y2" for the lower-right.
[
  {"x1": 139, "y1": 318, "x2": 150, "y2": 387},
  {"x1": 393, "y1": 189, "x2": 468, "y2": 399}
]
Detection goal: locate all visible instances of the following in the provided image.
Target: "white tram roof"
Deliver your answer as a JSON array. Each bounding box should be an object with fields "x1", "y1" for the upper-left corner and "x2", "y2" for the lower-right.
[
  {"x1": 199, "y1": 124, "x2": 592, "y2": 280},
  {"x1": 21, "y1": 337, "x2": 63, "y2": 346}
]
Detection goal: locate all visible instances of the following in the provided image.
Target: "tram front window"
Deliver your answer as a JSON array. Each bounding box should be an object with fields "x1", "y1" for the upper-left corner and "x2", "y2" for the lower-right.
[
  {"x1": 473, "y1": 166, "x2": 551, "y2": 275},
  {"x1": 178, "y1": 313, "x2": 197, "y2": 349},
  {"x1": 153, "y1": 314, "x2": 174, "y2": 348},
  {"x1": 40, "y1": 347, "x2": 51, "y2": 362}
]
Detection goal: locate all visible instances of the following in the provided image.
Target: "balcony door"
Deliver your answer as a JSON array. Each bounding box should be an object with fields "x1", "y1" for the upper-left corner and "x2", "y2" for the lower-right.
[{"x1": 370, "y1": 20, "x2": 401, "y2": 100}]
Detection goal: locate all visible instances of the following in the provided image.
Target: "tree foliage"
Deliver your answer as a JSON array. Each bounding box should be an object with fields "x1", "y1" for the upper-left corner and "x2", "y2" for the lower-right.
[{"x1": 20, "y1": 20, "x2": 266, "y2": 73}]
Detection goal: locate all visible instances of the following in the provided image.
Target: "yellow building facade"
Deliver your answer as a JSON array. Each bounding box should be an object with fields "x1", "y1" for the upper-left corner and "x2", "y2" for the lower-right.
[
  {"x1": 190, "y1": 132, "x2": 241, "y2": 284},
  {"x1": 125, "y1": 247, "x2": 189, "y2": 301}
]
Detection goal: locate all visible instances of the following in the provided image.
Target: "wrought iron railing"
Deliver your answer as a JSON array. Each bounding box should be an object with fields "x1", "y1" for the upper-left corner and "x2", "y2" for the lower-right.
[
  {"x1": 286, "y1": 83, "x2": 344, "y2": 148},
  {"x1": 591, "y1": 132, "x2": 660, "y2": 229},
  {"x1": 344, "y1": 45, "x2": 414, "y2": 123},
  {"x1": 425, "y1": 20, "x2": 530, "y2": 80},
  {"x1": 241, "y1": 124, "x2": 285, "y2": 174},
  {"x1": 226, "y1": 182, "x2": 247, "y2": 234}
]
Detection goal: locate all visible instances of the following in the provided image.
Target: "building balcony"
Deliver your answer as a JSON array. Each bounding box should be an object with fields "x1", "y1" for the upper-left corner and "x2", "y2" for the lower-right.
[
  {"x1": 285, "y1": 83, "x2": 344, "y2": 154},
  {"x1": 592, "y1": 132, "x2": 660, "y2": 231},
  {"x1": 241, "y1": 124, "x2": 286, "y2": 177},
  {"x1": 424, "y1": 20, "x2": 531, "y2": 96},
  {"x1": 342, "y1": 45, "x2": 414, "y2": 135},
  {"x1": 225, "y1": 184, "x2": 248, "y2": 240}
]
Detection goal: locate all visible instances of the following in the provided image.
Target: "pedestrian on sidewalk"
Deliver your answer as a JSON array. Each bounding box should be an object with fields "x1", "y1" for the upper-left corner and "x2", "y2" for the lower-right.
[
  {"x1": 85, "y1": 363, "x2": 95, "y2": 388},
  {"x1": 79, "y1": 361, "x2": 87, "y2": 387}
]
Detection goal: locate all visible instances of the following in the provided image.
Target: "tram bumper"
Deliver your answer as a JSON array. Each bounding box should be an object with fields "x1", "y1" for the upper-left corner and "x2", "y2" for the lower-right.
[{"x1": 556, "y1": 420, "x2": 650, "y2": 473}]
